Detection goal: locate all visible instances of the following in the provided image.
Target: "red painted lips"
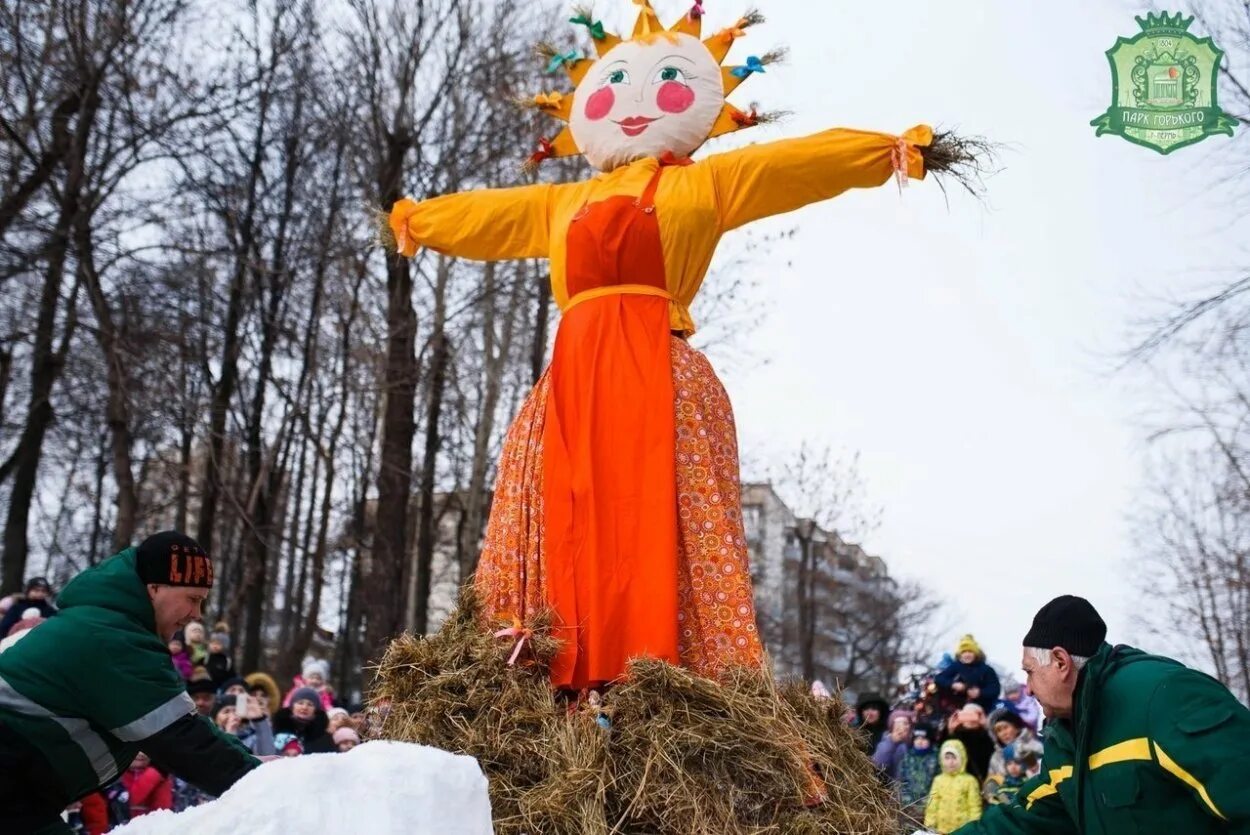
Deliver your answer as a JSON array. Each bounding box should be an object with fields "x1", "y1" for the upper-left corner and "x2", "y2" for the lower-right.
[{"x1": 615, "y1": 115, "x2": 658, "y2": 136}]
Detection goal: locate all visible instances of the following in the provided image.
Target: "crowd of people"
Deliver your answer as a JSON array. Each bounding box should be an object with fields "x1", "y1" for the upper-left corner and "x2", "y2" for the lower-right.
[
  {"x1": 0, "y1": 585, "x2": 368, "y2": 834},
  {"x1": 843, "y1": 635, "x2": 1043, "y2": 833}
]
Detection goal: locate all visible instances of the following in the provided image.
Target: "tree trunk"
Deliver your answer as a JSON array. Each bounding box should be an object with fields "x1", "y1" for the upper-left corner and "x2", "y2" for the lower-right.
[
  {"x1": 0, "y1": 343, "x2": 12, "y2": 429},
  {"x1": 277, "y1": 433, "x2": 310, "y2": 661},
  {"x1": 367, "y1": 133, "x2": 418, "y2": 659},
  {"x1": 411, "y1": 256, "x2": 451, "y2": 635},
  {"x1": 196, "y1": 86, "x2": 272, "y2": 555},
  {"x1": 459, "y1": 261, "x2": 526, "y2": 580},
  {"x1": 89, "y1": 428, "x2": 108, "y2": 562},
  {"x1": 531, "y1": 270, "x2": 552, "y2": 385},
  {"x1": 0, "y1": 92, "x2": 81, "y2": 241},
  {"x1": 76, "y1": 204, "x2": 138, "y2": 548},
  {"x1": 295, "y1": 267, "x2": 363, "y2": 670},
  {"x1": 0, "y1": 80, "x2": 98, "y2": 593},
  {"x1": 174, "y1": 320, "x2": 194, "y2": 534}
]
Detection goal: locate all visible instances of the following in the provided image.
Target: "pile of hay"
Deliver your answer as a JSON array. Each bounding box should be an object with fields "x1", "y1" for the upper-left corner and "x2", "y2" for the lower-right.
[{"x1": 370, "y1": 589, "x2": 900, "y2": 835}]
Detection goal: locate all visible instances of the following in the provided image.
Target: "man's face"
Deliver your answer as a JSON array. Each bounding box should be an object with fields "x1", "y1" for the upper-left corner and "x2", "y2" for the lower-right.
[
  {"x1": 862, "y1": 707, "x2": 881, "y2": 725},
  {"x1": 959, "y1": 650, "x2": 976, "y2": 665},
  {"x1": 147, "y1": 585, "x2": 208, "y2": 641},
  {"x1": 1022, "y1": 648, "x2": 1078, "y2": 719},
  {"x1": 292, "y1": 699, "x2": 317, "y2": 721},
  {"x1": 192, "y1": 692, "x2": 215, "y2": 716}
]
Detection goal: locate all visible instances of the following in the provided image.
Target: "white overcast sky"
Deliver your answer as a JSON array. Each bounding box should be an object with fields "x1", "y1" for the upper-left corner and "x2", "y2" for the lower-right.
[{"x1": 599, "y1": 0, "x2": 1250, "y2": 675}]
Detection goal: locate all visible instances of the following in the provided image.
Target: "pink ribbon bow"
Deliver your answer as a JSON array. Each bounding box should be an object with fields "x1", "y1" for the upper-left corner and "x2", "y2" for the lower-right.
[
  {"x1": 890, "y1": 136, "x2": 910, "y2": 193},
  {"x1": 494, "y1": 617, "x2": 533, "y2": 666}
]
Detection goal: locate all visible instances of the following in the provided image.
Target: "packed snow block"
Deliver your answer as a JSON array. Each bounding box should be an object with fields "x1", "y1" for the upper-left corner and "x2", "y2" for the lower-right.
[{"x1": 116, "y1": 741, "x2": 492, "y2": 835}]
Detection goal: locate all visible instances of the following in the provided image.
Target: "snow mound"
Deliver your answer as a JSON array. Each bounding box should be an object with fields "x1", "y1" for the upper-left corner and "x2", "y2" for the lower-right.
[{"x1": 117, "y1": 741, "x2": 493, "y2": 834}]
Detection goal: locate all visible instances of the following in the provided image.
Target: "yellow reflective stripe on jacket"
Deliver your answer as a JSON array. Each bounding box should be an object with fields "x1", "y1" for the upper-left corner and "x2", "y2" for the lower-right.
[
  {"x1": 1088, "y1": 737, "x2": 1151, "y2": 769},
  {"x1": 1025, "y1": 765, "x2": 1073, "y2": 809},
  {"x1": 1153, "y1": 742, "x2": 1226, "y2": 821},
  {"x1": 1027, "y1": 737, "x2": 1225, "y2": 820}
]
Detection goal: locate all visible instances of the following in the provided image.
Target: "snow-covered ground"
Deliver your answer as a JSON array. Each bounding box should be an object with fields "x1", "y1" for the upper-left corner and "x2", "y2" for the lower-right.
[{"x1": 117, "y1": 741, "x2": 493, "y2": 834}]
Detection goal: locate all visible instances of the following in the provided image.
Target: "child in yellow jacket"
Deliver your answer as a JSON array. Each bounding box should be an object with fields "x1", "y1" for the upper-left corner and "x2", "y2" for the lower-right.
[{"x1": 924, "y1": 739, "x2": 983, "y2": 833}]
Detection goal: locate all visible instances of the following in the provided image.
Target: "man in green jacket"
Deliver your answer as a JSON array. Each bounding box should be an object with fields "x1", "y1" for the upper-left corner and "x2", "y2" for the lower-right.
[
  {"x1": 955, "y1": 595, "x2": 1250, "y2": 835},
  {"x1": 0, "y1": 531, "x2": 260, "y2": 833}
]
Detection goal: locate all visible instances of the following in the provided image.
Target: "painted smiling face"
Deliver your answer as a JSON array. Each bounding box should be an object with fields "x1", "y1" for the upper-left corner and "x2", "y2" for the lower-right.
[{"x1": 570, "y1": 33, "x2": 724, "y2": 172}]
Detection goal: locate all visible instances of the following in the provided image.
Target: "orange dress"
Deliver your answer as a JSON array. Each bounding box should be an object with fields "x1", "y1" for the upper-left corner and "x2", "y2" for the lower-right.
[{"x1": 390, "y1": 125, "x2": 933, "y2": 690}]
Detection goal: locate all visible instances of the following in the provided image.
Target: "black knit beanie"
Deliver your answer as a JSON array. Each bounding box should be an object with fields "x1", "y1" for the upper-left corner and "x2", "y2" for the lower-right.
[
  {"x1": 1022, "y1": 595, "x2": 1107, "y2": 657},
  {"x1": 136, "y1": 531, "x2": 214, "y2": 588}
]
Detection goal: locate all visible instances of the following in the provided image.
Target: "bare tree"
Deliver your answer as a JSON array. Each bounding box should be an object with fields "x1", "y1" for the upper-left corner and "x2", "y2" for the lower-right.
[
  {"x1": 775, "y1": 444, "x2": 881, "y2": 681},
  {"x1": 772, "y1": 443, "x2": 943, "y2": 692},
  {"x1": 1134, "y1": 446, "x2": 1250, "y2": 703}
]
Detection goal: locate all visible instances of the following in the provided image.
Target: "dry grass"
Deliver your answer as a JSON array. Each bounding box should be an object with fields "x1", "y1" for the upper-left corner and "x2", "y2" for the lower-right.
[
  {"x1": 920, "y1": 130, "x2": 1004, "y2": 203},
  {"x1": 370, "y1": 588, "x2": 900, "y2": 835}
]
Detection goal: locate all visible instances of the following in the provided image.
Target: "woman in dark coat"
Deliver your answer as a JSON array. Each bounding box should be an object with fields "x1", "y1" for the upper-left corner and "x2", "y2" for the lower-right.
[
  {"x1": 271, "y1": 687, "x2": 335, "y2": 754},
  {"x1": 853, "y1": 693, "x2": 891, "y2": 754}
]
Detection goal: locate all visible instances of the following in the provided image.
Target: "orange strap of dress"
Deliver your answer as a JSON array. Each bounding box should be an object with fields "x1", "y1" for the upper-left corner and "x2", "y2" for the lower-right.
[{"x1": 542, "y1": 166, "x2": 681, "y2": 690}]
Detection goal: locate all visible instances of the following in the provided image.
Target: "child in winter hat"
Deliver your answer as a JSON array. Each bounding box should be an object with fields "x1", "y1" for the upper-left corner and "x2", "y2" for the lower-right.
[
  {"x1": 168, "y1": 631, "x2": 194, "y2": 681},
  {"x1": 283, "y1": 657, "x2": 336, "y2": 710},
  {"x1": 182, "y1": 621, "x2": 209, "y2": 666},
  {"x1": 274, "y1": 732, "x2": 304, "y2": 757},
  {"x1": 899, "y1": 726, "x2": 939, "y2": 811},
  {"x1": 333, "y1": 726, "x2": 361, "y2": 752},
  {"x1": 205, "y1": 623, "x2": 234, "y2": 689},
  {"x1": 924, "y1": 739, "x2": 982, "y2": 833}
]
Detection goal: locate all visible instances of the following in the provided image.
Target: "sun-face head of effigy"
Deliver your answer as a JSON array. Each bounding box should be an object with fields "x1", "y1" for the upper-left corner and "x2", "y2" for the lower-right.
[
  {"x1": 570, "y1": 32, "x2": 723, "y2": 172},
  {"x1": 520, "y1": 2, "x2": 776, "y2": 173}
]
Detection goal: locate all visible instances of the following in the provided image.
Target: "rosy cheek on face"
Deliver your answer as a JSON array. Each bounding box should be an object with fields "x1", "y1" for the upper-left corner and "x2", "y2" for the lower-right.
[
  {"x1": 584, "y1": 86, "x2": 615, "y2": 121},
  {"x1": 656, "y1": 81, "x2": 694, "y2": 114}
]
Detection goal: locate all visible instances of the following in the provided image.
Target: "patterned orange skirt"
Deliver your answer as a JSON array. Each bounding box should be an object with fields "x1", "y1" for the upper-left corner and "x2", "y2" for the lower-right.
[{"x1": 474, "y1": 336, "x2": 763, "y2": 682}]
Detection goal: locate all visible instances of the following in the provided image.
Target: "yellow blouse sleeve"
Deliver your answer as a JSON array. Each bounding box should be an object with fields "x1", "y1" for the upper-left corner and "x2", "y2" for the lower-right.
[
  {"x1": 703, "y1": 125, "x2": 932, "y2": 231},
  {"x1": 388, "y1": 182, "x2": 565, "y2": 261}
]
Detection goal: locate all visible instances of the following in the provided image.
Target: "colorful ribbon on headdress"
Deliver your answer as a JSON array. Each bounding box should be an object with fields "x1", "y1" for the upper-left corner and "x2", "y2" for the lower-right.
[
  {"x1": 890, "y1": 136, "x2": 911, "y2": 192},
  {"x1": 494, "y1": 617, "x2": 533, "y2": 666},
  {"x1": 569, "y1": 14, "x2": 606, "y2": 40},
  {"x1": 533, "y1": 91, "x2": 565, "y2": 109},
  {"x1": 527, "y1": 137, "x2": 555, "y2": 168},
  {"x1": 545, "y1": 49, "x2": 581, "y2": 74},
  {"x1": 730, "y1": 55, "x2": 766, "y2": 78},
  {"x1": 688, "y1": 1, "x2": 705, "y2": 20},
  {"x1": 730, "y1": 107, "x2": 759, "y2": 127},
  {"x1": 716, "y1": 19, "x2": 747, "y2": 43}
]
